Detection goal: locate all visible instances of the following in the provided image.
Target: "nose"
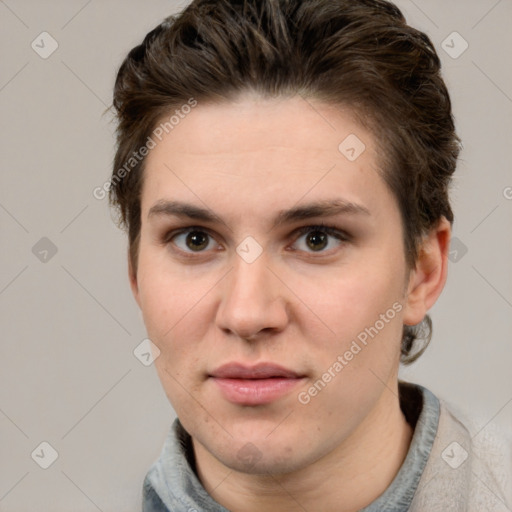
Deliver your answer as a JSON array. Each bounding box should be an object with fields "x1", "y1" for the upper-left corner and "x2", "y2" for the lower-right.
[{"x1": 215, "y1": 251, "x2": 289, "y2": 341}]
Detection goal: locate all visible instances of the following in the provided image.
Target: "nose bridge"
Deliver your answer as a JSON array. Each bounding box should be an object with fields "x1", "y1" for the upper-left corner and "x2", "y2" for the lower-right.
[
  {"x1": 226, "y1": 250, "x2": 274, "y2": 309},
  {"x1": 216, "y1": 249, "x2": 287, "y2": 338}
]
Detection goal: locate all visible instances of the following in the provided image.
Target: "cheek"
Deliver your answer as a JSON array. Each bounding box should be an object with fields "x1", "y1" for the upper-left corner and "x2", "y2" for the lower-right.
[
  {"x1": 137, "y1": 248, "x2": 199, "y2": 334},
  {"x1": 307, "y1": 265, "x2": 402, "y2": 343},
  {"x1": 295, "y1": 272, "x2": 404, "y2": 431},
  {"x1": 136, "y1": 254, "x2": 218, "y2": 375},
  {"x1": 296, "y1": 264, "x2": 405, "y2": 411}
]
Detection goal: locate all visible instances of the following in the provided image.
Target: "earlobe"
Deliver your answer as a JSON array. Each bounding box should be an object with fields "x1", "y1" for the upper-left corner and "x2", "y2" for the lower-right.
[{"x1": 402, "y1": 217, "x2": 451, "y2": 326}]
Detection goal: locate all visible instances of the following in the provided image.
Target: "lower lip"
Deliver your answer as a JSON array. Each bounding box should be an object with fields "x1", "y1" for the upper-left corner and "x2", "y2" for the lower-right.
[{"x1": 211, "y1": 377, "x2": 303, "y2": 405}]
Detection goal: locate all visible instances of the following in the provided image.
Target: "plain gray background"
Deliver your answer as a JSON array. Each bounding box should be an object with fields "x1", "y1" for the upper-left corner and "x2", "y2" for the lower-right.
[{"x1": 1, "y1": 0, "x2": 511, "y2": 510}]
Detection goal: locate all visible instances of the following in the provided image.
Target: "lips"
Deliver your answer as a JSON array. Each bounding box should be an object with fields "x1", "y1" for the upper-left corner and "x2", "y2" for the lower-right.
[
  {"x1": 210, "y1": 362, "x2": 301, "y2": 379},
  {"x1": 209, "y1": 363, "x2": 305, "y2": 405}
]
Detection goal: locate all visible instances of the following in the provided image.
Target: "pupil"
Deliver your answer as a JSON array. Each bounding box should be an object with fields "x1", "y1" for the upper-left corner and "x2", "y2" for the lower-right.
[
  {"x1": 187, "y1": 231, "x2": 208, "y2": 250},
  {"x1": 307, "y1": 231, "x2": 327, "y2": 251}
]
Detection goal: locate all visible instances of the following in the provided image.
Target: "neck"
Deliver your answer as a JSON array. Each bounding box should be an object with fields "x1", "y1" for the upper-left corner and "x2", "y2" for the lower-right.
[{"x1": 193, "y1": 382, "x2": 413, "y2": 512}]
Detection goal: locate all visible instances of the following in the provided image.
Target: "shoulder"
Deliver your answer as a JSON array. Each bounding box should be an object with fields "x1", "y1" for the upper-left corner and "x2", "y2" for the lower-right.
[
  {"x1": 441, "y1": 400, "x2": 512, "y2": 508},
  {"x1": 411, "y1": 392, "x2": 512, "y2": 511}
]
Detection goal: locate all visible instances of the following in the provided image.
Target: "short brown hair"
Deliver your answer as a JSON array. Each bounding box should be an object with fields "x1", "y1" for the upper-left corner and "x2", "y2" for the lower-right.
[{"x1": 109, "y1": 0, "x2": 461, "y2": 364}]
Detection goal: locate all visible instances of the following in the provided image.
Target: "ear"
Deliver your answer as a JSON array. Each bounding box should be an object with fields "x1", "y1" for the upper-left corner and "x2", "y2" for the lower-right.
[
  {"x1": 402, "y1": 216, "x2": 451, "y2": 326},
  {"x1": 128, "y1": 250, "x2": 141, "y2": 309}
]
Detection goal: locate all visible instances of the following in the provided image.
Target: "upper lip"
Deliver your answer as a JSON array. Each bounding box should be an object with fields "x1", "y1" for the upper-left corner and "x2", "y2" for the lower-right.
[{"x1": 209, "y1": 363, "x2": 303, "y2": 379}]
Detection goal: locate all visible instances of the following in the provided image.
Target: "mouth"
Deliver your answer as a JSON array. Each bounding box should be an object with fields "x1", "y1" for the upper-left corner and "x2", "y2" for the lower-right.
[{"x1": 209, "y1": 362, "x2": 306, "y2": 405}]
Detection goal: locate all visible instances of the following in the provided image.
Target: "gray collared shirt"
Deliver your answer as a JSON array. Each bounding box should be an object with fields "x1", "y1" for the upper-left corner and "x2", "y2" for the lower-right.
[{"x1": 142, "y1": 381, "x2": 440, "y2": 511}]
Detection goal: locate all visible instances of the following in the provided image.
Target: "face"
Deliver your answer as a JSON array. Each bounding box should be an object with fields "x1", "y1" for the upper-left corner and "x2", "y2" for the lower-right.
[{"x1": 132, "y1": 93, "x2": 416, "y2": 474}]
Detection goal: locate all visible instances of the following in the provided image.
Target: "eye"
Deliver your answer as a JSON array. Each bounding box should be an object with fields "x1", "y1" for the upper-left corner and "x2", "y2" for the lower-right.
[
  {"x1": 290, "y1": 224, "x2": 348, "y2": 253},
  {"x1": 164, "y1": 223, "x2": 349, "y2": 258},
  {"x1": 168, "y1": 228, "x2": 219, "y2": 254}
]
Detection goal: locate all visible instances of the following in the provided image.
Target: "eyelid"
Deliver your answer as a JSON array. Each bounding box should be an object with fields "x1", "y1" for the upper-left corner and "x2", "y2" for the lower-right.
[
  {"x1": 291, "y1": 223, "x2": 350, "y2": 241},
  {"x1": 162, "y1": 225, "x2": 217, "y2": 243}
]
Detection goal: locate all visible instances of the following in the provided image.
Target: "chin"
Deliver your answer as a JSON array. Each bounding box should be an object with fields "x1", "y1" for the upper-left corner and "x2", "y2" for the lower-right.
[
  {"x1": 222, "y1": 446, "x2": 305, "y2": 476},
  {"x1": 204, "y1": 430, "x2": 313, "y2": 476}
]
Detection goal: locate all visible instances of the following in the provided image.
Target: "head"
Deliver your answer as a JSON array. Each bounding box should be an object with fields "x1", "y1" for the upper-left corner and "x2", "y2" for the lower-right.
[{"x1": 109, "y1": 0, "x2": 459, "y2": 475}]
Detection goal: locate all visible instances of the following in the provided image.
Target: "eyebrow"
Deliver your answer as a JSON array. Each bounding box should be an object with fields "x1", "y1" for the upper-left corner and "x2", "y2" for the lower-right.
[{"x1": 147, "y1": 198, "x2": 371, "y2": 229}]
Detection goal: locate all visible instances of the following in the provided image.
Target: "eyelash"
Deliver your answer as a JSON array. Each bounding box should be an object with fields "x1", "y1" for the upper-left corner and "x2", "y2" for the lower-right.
[{"x1": 163, "y1": 223, "x2": 350, "y2": 259}]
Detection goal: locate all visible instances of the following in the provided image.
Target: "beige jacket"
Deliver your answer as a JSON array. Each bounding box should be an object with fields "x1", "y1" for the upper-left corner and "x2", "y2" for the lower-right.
[{"x1": 409, "y1": 398, "x2": 512, "y2": 511}]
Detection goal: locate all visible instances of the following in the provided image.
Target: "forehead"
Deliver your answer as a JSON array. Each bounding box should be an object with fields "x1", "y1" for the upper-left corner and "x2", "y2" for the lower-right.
[
  {"x1": 140, "y1": 94, "x2": 397, "y2": 226},
  {"x1": 149, "y1": 94, "x2": 375, "y2": 163}
]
